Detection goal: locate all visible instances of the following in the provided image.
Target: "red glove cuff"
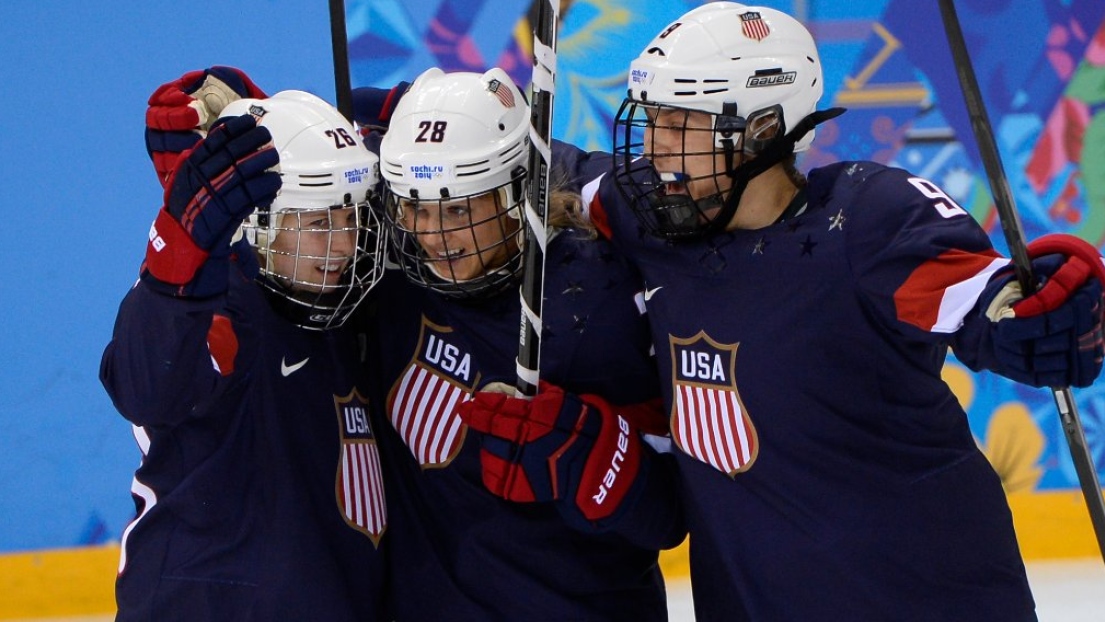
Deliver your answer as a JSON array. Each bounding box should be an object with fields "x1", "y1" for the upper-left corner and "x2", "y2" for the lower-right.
[
  {"x1": 574, "y1": 398, "x2": 644, "y2": 522},
  {"x1": 144, "y1": 208, "x2": 210, "y2": 285}
]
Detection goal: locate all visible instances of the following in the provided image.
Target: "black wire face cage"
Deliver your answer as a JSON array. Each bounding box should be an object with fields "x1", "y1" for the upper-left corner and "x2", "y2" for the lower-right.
[
  {"x1": 613, "y1": 99, "x2": 783, "y2": 239},
  {"x1": 383, "y1": 182, "x2": 524, "y2": 300},
  {"x1": 253, "y1": 200, "x2": 386, "y2": 330}
]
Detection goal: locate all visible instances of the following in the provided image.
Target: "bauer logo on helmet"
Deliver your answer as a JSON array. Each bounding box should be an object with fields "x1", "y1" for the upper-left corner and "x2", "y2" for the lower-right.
[{"x1": 747, "y1": 72, "x2": 796, "y2": 88}]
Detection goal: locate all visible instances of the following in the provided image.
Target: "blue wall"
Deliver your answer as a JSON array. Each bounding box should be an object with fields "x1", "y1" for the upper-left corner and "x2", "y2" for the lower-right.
[{"x1": 0, "y1": 1, "x2": 340, "y2": 552}]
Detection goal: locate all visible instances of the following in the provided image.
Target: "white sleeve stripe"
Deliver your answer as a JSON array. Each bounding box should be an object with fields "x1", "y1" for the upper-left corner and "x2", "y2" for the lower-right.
[
  {"x1": 579, "y1": 172, "x2": 606, "y2": 224},
  {"x1": 933, "y1": 257, "x2": 1010, "y2": 333}
]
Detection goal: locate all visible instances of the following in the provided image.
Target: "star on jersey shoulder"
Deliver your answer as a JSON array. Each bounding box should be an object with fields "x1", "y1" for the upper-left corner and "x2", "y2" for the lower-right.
[
  {"x1": 571, "y1": 314, "x2": 589, "y2": 333},
  {"x1": 828, "y1": 209, "x2": 846, "y2": 231},
  {"x1": 561, "y1": 281, "x2": 585, "y2": 297},
  {"x1": 800, "y1": 235, "x2": 817, "y2": 256},
  {"x1": 699, "y1": 234, "x2": 736, "y2": 274}
]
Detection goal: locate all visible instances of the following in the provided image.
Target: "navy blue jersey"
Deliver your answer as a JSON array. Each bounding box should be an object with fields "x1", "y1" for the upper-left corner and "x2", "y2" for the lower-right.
[
  {"x1": 100, "y1": 261, "x2": 387, "y2": 621},
  {"x1": 370, "y1": 229, "x2": 680, "y2": 620},
  {"x1": 581, "y1": 159, "x2": 1036, "y2": 621}
]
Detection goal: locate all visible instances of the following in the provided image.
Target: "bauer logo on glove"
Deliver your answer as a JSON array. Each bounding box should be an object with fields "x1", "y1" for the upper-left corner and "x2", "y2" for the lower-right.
[{"x1": 457, "y1": 382, "x2": 663, "y2": 531}]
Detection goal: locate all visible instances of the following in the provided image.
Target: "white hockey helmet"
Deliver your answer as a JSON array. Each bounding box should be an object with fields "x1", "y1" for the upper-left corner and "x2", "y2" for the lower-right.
[
  {"x1": 627, "y1": 2, "x2": 823, "y2": 152},
  {"x1": 221, "y1": 90, "x2": 386, "y2": 329},
  {"x1": 613, "y1": 3, "x2": 841, "y2": 239},
  {"x1": 379, "y1": 67, "x2": 530, "y2": 299}
]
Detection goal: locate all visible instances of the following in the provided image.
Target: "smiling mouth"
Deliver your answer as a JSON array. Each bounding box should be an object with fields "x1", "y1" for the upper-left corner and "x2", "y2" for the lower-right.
[
  {"x1": 658, "y1": 171, "x2": 691, "y2": 196},
  {"x1": 315, "y1": 261, "x2": 349, "y2": 282},
  {"x1": 425, "y1": 250, "x2": 477, "y2": 282},
  {"x1": 426, "y1": 248, "x2": 466, "y2": 264}
]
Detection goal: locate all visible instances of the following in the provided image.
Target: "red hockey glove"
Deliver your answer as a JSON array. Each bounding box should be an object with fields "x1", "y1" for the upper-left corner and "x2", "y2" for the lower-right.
[
  {"x1": 351, "y1": 81, "x2": 409, "y2": 137},
  {"x1": 146, "y1": 66, "x2": 267, "y2": 186},
  {"x1": 981, "y1": 234, "x2": 1105, "y2": 388},
  {"x1": 457, "y1": 382, "x2": 666, "y2": 531},
  {"x1": 142, "y1": 114, "x2": 280, "y2": 298}
]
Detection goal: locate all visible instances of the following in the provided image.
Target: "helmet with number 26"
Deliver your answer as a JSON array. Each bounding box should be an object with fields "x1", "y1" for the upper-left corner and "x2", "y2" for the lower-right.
[
  {"x1": 220, "y1": 90, "x2": 386, "y2": 330},
  {"x1": 379, "y1": 67, "x2": 530, "y2": 299},
  {"x1": 613, "y1": 2, "x2": 842, "y2": 239}
]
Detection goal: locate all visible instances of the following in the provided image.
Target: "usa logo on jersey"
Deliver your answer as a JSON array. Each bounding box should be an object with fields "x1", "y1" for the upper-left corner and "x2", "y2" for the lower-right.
[
  {"x1": 670, "y1": 331, "x2": 759, "y2": 476},
  {"x1": 334, "y1": 389, "x2": 386, "y2": 544},
  {"x1": 388, "y1": 316, "x2": 481, "y2": 467}
]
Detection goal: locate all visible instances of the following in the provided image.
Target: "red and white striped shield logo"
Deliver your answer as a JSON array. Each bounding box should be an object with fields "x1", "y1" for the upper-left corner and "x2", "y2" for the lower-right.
[
  {"x1": 488, "y1": 79, "x2": 516, "y2": 109},
  {"x1": 388, "y1": 316, "x2": 481, "y2": 467},
  {"x1": 740, "y1": 11, "x2": 771, "y2": 41},
  {"x1": 334, "y1": 388, "x2": 386, "y2": 544},
  {"x1": 670, "y1": 331, "x2": 759, "y2": 476}
]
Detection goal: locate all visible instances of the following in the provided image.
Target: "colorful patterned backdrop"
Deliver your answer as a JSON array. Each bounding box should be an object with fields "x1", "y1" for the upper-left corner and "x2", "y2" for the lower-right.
[{"x1": 346, "y1": 0, "x2": 1105, "y2": 496}]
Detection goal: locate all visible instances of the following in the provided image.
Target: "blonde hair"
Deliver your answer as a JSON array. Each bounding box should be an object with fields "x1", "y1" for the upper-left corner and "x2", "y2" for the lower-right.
[
  {"x1": 782, "y1": 154, "x2": 806, "y2": 188},
  {"x1": 546, "y1": 169, "x2": 596, "y2": 237}
]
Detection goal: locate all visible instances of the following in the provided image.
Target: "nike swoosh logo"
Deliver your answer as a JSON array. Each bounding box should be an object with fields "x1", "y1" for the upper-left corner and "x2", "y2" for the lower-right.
[
  {"x1": 281, "y1": 356, "x2": 309, "y2": 377},
  {"x1": 644, "y1": 286, "x2": 663, "y2": 301}
]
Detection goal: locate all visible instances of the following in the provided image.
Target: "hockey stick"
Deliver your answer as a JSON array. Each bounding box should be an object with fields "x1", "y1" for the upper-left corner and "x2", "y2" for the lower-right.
[
  {"x1": 938, "y1": 0, "x2": 1105, "y2": 562},
  {"x1": 328, "y1": 0, "x2": 354, "y2": 121},
  {"x1": 515, "y1": 0, "x2": 560, "y2": 397}
]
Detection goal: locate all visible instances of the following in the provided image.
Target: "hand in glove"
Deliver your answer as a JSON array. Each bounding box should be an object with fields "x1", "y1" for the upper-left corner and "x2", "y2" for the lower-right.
[
  {"x1": 981, "y1": 234, "x2": 1105, "y2": 388},
  {"x1": 142, "y1": 114, "x2": 280, "y2": 298},
  {"x1": 352, "y1": 81, "x2": 410, "y2": 137},
  {"x1": 458, "y1": 382, "x2": 666, "y2": 530},
  {"x1": 146, "y1": 66, "x2": 267, "y2": 186}
]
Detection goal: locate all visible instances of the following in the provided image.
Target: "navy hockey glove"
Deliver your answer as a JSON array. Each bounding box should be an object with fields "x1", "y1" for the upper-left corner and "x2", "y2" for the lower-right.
[
  {"x1": 146, "y1": 66, "x2": 267, "y2": 186},
  {"x1": 457, "y1": 382, "x2": 666, "y2": 531},
  {"x1": 142, "y1": 114, "x2": 280, "y2": 298},
  {"x1": 352, "y1": 81, "x2": 409, "y2": 136},
  {"x1": 981, "y1": 234, "x2": 1105, "y2": 388}
]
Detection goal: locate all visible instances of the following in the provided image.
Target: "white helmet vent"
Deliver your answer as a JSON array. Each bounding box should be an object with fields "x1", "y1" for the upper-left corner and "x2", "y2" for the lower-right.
[
  {"x1": 457, "y1": 161, "x2": 491, "y2": 177},
  {"x1": 293, "y1": 172, "x2": 335, "y2": 188}
]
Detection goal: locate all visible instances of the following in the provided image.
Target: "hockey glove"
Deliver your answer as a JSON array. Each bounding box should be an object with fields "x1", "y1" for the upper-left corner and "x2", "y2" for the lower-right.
[
  {"x1": 981, "y1": 234, "x2": 1105, "y2": 388},
  {"x1": 352, "y1": 82, "x2": 410, "y2": 136},
  {"x1": 146, "y1": 66, "x2": 267, "y2": 186},
  {"x1": 457, "y1": 382, "x2": 666, "y2": 531},
  {"x1": 142, "y1": 114, "x2": 280, "y2": 298}
]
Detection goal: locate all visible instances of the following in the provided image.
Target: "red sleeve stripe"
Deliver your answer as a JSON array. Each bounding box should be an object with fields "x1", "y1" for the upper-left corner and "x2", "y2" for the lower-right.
[
  {"x1": 206, "y1": 313, "x2": 239, "y2": 376},
  {"x1": 580, "y1": 174, "x2": 612, "y2": 240},
  {"x1": 894, "y1": 250, "x2": 1008, "y2": 333}
]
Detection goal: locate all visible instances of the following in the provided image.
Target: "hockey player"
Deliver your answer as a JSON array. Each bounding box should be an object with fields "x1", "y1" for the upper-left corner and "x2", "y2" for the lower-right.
[
  {"x1": 369, "y1": 67, "x2": 684, "y2": 619},
  {"x1": 562, "y1": 3, "x2": 1105, "y2": 620},
  {"x1": 100, "y1": 90, "x2": 389, "y2": 620}
]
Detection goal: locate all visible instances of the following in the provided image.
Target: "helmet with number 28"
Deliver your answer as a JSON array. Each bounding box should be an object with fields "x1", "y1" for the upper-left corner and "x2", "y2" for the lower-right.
[
  {"x1": 379, "y1": 67, "x2": 530, "y2": 299},
  {"x1": 220, "y1": 90, "x2": 386, "y2": 330},
  {"x1": 613, "y1": 2, "x2": 841, "y2": 239}
]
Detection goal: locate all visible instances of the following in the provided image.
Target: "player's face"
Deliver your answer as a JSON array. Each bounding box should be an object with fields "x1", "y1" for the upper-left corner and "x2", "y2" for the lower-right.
[
  {"x1": 269, "y1": 207, "x2": 358, "y2": 293},
  {"x1": 397, "y1": 191, "x2": 520, "y2": 283},
  {"x1": 645, "y1": 107, "x2": 733, "y2": 207}
]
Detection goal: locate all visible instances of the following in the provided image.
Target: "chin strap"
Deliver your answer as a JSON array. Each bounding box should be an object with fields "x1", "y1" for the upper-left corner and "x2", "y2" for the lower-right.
[
  {"x1": 257, "y1": 275, "x2": 350, "y2": 330},
  {"x1": 702, "y1": 107, "x2": 846, "y2": 236}
]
